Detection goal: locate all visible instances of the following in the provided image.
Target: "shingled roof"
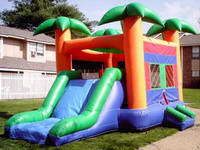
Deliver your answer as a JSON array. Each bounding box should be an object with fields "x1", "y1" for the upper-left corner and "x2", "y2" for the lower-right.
[
  {"x1": 0, "y1": 57, "x2": 56, "y2": 72},
  {"x1": 0, "y1": 25, "x2": 55, "y2": 45},
  {"x1": 149, "y1": 32, "x2": 200, "y2": 47},
  {"x1": 180, "y1": 34, "x2": 200, "y2": 46}
]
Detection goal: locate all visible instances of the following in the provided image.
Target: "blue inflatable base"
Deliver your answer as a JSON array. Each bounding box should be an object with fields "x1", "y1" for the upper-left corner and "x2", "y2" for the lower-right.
[
  {"x1": 47, "y1": 118, "x2": 118, "y2": 146},
  {"x1": 119, "y1": 101, "x2": 186, "y2": 131},
  {"x1": 6, "y1": 118, "x2": 60, "y2": 144}
]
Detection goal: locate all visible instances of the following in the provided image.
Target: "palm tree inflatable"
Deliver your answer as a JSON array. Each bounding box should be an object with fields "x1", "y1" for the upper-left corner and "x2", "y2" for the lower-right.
[
  {"x1": 34, "y1": 16, "x2": 91, "y2": 72},
  {"x1": 147, "y1": 18, "x2": 196, "y2": 101},
  {"x1": 99, "y1": 3, "x2": 163, "y2": 109}
]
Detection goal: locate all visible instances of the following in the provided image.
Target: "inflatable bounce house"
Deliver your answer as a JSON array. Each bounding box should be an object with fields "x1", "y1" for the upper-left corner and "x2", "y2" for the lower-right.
[{"x1": 5, "y1": 3, "x2": 197, "y2": 146}]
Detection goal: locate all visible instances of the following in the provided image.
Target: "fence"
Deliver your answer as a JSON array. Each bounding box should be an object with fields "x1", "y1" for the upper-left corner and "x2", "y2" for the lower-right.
[
  {"x1": 0, "y1": 72, "x2": 100, "y2": 100},
  {"x1": 0, "y1": 72, "x2": 56, "y2": 100}
]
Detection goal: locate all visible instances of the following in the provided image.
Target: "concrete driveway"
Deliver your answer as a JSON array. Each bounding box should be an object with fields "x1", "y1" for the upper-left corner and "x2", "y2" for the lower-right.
[{"x1": 140, "y1": 108, "x2": 200, "y2": 150}]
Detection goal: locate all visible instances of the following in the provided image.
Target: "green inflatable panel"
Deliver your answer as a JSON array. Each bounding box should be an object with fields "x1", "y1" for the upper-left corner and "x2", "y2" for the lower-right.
[
  {"x1": 176, "y1": 105, "x2": 196, "y2": 119},
  {"x1": 166, "y1": 107, "x2": 187, "y2": 122},
  {"x1": 6, "y1": 71, "x2": 81, "y2": 127},
  {"x1": 50, "y1": 68, "x2": 122, "y2": 137}
]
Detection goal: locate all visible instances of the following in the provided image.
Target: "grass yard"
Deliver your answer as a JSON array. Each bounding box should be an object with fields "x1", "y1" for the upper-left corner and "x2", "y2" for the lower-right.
[
  {"x1": 0, "y1": 88, "x2": 199, "y2": 150},
  {"x1": 183, "y1": 89, "x2": 200, "y2": 109}
]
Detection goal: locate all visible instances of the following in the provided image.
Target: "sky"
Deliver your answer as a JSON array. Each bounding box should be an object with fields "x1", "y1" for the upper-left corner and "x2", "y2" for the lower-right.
[{"x1": 0, "y1": 0, "x2": 200, "y2": 33}]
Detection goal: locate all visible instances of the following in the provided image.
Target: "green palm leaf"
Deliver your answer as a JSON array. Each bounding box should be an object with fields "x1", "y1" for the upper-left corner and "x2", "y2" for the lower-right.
[
  {"x1": 33, "y1": 18, "x2": 56, "y2": 35},
  {"x1": 99, "y1": 3, "x2": 163, "y2": 26},
  {"x1": 91, "y1": 28, "x2": 123, "y2": 54},
  {"x1": 147, "y1": 18, "x2": 197, "y2": 36},
  {"x1": 56, "y1": 17, "x2": 70, "y2": 31},
  {"x1": 34, "y1": 16, "x2": 91, "y2": 35}
]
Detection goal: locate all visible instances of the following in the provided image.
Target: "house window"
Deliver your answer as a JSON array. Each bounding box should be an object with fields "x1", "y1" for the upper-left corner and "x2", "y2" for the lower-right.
[
  {"x1": 150, "y1": 64, "x2": 161, "y2": 88},
  {"x1": 29, "y1": 42, "x2": 44, "y2": 57},
  {"x1": 37, "y1": 43, "x2": 44, "y2": 56},
  {"x1": 192, "y1": 70, "x2": 199, "y2": 77},
  {"x1": 166, "y1": 65, "x2": 175, "y2": 87},
  {"x1": 192, "y1": 46, "x2": 200, "y2": 59}
]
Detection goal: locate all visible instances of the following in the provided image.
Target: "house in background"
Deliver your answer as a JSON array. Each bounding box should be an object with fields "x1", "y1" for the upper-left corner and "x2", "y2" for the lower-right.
[
  {"x1": 0, "y1": 26, "x2": 56, "y2": 100},
  {"x1": 0, "y1": 25, "x2": 56, "y2": 74},
  {"x1": 0, "y1": 26, "x2": 100, "y2": 100},
  {"x1": 181, "y1": 34, "x2": 200, "y2": 88}
]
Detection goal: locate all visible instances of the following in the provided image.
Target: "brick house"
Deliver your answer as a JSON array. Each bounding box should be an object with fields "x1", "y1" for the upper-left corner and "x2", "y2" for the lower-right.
[{"x1": 181, "y1": 34, "x2": 200, "y2": 88}]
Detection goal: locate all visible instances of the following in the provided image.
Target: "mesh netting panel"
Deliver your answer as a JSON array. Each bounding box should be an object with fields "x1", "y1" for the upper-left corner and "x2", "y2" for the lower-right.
[
  {"x1": 166, "y1": 65, "x2": 175, "y2": 87},
  {"x1": 150, "y1": 64, "x2": 160, "y2": 88}
]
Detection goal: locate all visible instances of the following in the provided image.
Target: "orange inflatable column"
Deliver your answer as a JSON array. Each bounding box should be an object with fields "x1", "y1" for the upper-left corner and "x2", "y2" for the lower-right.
[
  {"x1": 163, "y1": 30, "x2": 183, "y2": 101},
  {"x1": 55, "y1": 29, "x2": 72, "y2": 73},
  {"x1": 123, "y1": 17, "x2": 147, "y2": 109},
  {"x1": 104, "y1": 53, "x2": 113, "y2": 68},
  {"x1": 113, "y1": 56, "x2": 118, "y2": 68},
  {"x1": 98, "y1": 69, "x2": 104, "y2": 78}
]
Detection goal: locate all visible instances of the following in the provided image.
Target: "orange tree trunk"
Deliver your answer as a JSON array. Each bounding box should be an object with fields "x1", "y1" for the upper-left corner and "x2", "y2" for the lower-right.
[
  {"x1": 55, "y1": 29, "x2": 72, "y2": 73},
  {"x1": 104, "y1": 53, "x2": 113, "y2": 68},
  {"x1": 123, "y1": 17, "x2": 147, "y2": 109},
  {"x1": 163, "y1": 30, "x2": 183, "y2": 101}
]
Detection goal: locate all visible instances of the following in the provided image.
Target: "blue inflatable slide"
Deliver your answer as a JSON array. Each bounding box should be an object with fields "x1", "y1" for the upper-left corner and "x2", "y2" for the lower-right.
[{"x1": 5, "y1": 68, "x2": 124, "y2": 145}]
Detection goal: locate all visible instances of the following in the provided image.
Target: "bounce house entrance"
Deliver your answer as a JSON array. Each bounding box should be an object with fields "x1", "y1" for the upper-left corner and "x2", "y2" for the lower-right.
[{"x1": 73, "y1": 60, "x2": 104, "y2": 79}]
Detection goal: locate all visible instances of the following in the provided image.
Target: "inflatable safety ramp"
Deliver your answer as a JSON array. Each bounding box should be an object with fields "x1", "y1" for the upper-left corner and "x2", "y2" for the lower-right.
[
  {"x1": 164, "y1": 105, "x2": 196, "y2": 130},
  {"x1": 4, "y1": 68, "x2": 124, "y2": 145}
]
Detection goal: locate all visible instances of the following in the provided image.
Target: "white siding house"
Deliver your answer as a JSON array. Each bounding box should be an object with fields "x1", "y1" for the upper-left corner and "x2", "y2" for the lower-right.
[{"x1": 0, "y1": 26, "x2": 57, "y2": 100}]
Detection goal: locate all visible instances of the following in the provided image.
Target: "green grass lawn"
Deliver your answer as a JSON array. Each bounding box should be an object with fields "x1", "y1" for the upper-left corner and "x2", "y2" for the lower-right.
[
  {"x1": 0, "y1": 88, "x2": 199, "y2": 150},
  {"x1": 183, "y1": 89, "x2": 200, "y2": 109}
]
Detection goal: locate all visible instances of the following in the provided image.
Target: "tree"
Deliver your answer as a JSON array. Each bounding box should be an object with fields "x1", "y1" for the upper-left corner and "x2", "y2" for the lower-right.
[{"x1": 0, "y1": 0, "x2": 96, "y2": 37}]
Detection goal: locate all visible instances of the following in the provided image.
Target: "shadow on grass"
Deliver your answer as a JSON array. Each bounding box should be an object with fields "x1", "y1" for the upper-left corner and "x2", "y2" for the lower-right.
[
  {"x1": 0, "y1": 133, "x2": 8, "y2": 143},
  {"x1": 0, "y1": 112, "x2": 13, "y2": 119},
  {"x1": 0, "y1": 134, "x2": 6, "y2": 138},
  {"x1": 0, "y1": 108, "x2": 38, "y2": 120}
]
